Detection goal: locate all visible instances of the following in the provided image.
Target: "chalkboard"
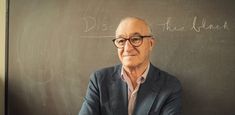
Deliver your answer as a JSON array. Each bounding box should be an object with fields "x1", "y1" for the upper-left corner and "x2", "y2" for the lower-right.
[{"x1": 8, "y1": 0, "x2": 235, "y2": 115}]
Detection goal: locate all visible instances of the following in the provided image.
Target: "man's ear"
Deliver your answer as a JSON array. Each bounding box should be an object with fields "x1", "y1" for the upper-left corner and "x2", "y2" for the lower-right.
[{"x1": 149, "y1": 37, "x2": 156, "y2": 51}]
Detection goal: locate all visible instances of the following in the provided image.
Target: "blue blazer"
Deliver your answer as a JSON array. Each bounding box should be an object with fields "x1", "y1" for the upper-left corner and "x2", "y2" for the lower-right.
[{"x1": 79, "y1": 64, "x2": 182, "y2": 115}]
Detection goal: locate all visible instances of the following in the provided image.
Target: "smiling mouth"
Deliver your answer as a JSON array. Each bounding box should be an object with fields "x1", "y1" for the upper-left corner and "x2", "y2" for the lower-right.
[{"x1": 123, "y1": 54, "x2": 137, "y2": 57}]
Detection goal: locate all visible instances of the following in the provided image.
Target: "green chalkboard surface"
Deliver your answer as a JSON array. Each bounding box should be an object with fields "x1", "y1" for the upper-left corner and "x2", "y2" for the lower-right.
[{"x1": 8, "y1": 0, "x2": 235, "y2": 115}]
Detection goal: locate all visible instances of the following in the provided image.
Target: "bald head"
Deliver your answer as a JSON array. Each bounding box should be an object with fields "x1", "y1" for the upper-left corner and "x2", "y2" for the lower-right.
[{"x1": 116, "y1": 17, "x2": 152, "y2": 37}]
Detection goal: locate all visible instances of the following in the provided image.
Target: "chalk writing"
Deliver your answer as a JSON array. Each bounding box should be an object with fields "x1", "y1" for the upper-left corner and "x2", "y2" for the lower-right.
[
  {"x1": 157, "y1": 17, "x2": 185, "y2": 32},
  {"x1": 82, "y1": 16, "x2": 113, "y2": 32},
  {"x1": 80, "y1": 16, "x2": 230, "y2": 38},
  {"x1": 83, "y1": 16, "x2": 96, "y2": 32},
  {"x1": 156, "y1": 16, "x2": 229, "y2": 32},
  {"x1": 191, "y1": 16, "x2": 229, "y2": 32}
]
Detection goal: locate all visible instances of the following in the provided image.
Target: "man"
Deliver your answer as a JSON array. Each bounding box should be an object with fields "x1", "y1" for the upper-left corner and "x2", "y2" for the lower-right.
[{"x1": 79, "y1": 17, "x2": 182, "y2": 115}]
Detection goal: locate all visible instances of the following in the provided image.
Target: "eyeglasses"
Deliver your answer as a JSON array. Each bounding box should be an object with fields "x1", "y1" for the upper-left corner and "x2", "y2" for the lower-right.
[{"x1": 112, "y1": 35, "x2": 152, "y2": 49}]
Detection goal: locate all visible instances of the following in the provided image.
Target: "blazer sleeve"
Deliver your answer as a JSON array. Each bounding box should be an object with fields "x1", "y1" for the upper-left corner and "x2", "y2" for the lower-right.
[
  {"x1": 160, "y1": 79, "x2": 182, "y2": 115},
  {"x1": 79, "y1": 72, "x2": 101, "y2": 115}
]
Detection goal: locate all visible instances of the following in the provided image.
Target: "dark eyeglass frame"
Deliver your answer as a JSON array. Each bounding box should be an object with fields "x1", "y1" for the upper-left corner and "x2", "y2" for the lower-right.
[{"x1": 112, "y1": 35, "x2": 152, "y2": 49}]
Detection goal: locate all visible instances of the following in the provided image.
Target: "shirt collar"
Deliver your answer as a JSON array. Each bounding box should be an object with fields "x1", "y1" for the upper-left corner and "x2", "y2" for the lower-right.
[{"x1": 121, "y1": 62, "x2": 150, "y2": 84}]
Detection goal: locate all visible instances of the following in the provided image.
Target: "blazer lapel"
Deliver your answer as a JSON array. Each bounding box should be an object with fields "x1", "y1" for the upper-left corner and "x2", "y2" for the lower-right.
[
  {"x1": 109, "y1": 65, "x2": 128, "y2": 115},
  {"x1": 133, "y1": 64, "x2": 163, "y2": 115}
]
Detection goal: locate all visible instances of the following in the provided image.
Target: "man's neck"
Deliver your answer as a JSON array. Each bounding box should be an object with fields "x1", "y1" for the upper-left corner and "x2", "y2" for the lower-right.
[{"x1": 123, "y1": 61, "x2": 149, "y2": 81}]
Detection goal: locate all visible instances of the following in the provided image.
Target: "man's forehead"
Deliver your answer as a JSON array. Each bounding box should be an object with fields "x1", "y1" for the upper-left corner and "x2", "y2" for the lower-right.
[{"x1": 116, "y1": 32, "x2": 142, "y2": 38}]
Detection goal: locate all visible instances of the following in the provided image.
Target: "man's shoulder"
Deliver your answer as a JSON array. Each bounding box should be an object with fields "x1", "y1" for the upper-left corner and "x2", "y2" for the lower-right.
[
  {"x1": 151, "y1": 64, "x2": 182, "y2": 90},
  {"x1": 89, "y1": 64, "x2": 121, "y2": 80},
  {"x1": 94, "y1": 64, "x2": 121, "y2": 74},
  {"x1": 159, "y1": 68, "x2": 180, "y2": 84}
]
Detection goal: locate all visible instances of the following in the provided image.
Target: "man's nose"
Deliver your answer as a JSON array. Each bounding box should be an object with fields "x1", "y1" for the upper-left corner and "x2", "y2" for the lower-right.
[{"x1": 124, "y1": 40, "x2": 134, "y2": 51}]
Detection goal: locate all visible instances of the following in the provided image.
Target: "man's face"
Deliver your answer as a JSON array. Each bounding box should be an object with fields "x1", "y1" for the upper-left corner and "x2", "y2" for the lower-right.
[{"x1": 115, "y1": 19, "x2": 154, "y2": 68}]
